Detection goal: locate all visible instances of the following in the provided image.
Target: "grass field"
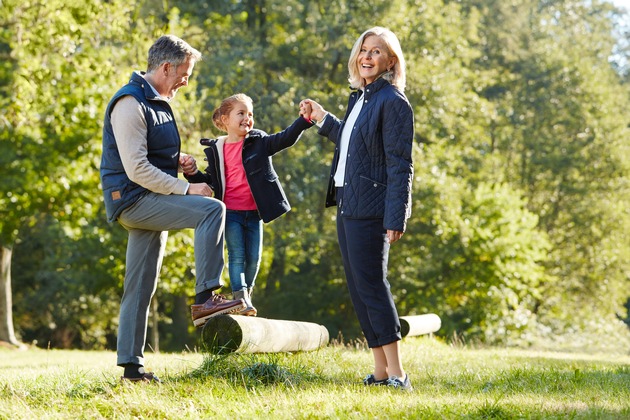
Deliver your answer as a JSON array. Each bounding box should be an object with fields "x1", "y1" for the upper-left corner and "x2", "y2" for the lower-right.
[{"x1": 0, "y1": 337, "x2": 629, "y2": 419}]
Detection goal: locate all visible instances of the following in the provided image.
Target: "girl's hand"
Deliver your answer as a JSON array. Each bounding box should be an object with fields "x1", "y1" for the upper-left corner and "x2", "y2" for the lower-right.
[
  {"x1": 179, "y1": 153, "x2": 198, "y2": 176},
  {"x1": 300, "y1": 101, "x2": 313, "y2": 122}
]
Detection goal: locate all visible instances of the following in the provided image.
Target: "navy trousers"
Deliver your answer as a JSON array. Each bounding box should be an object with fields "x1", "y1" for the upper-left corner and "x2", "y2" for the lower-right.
[{"x1": 335, "y1": 188, "x2": 402, "y2": 348}]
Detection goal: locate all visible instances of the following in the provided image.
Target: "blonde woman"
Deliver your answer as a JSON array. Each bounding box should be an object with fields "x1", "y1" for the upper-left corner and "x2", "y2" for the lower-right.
[{"x1": 300, "y1": 27, "x2": 414, "y2": 390}]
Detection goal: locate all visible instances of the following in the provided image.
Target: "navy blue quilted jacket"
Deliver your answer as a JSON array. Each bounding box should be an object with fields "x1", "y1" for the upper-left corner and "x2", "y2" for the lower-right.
[
  {"x1": 186, "y1": 117, "x2": 314, "y2": 223},
  {"x1": 319, "y1": 78, "x2": 414, "y2": 232}
]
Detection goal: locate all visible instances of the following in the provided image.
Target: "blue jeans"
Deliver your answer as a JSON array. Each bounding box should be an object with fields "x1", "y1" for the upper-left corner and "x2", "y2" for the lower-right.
[{"x1": 225, "y1": 210, "x2": 262, "y2": 293}]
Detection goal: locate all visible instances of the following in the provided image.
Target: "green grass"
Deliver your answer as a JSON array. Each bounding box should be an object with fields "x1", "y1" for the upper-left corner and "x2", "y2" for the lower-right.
[{"x1": 0, "y1": 337, "x2": 629, "y2": 419}]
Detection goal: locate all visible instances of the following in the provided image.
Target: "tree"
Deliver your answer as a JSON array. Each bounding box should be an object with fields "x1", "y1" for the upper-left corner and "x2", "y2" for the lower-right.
[
  {"x1": 0, "y1": 0, "x2": 153, "y2": 347},
  {"x1": 460, "y1": 0, "x2": 630, "y2": 348},
  {"x1": 4, "y1": 0, "x2": 630, "y2": 351}
]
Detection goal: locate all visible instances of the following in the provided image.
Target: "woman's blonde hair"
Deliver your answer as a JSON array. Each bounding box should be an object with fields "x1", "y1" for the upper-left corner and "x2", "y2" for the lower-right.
[
  {"x1": 211, "y1": 93, "x2": 253, "y2": 132},
  {"x1": 347, "y1": 27, "x2": 406, "y2": 92}
]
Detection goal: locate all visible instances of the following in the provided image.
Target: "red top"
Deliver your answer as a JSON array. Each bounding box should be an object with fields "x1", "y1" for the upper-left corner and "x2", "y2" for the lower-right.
[{"x1": 223, "y1": 140, "x2": 257, "y2": 210}]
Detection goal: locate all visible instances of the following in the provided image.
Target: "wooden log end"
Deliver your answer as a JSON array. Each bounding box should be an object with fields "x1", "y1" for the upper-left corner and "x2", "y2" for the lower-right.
[
  {"x1": 400, "y1": 314, "x2": 441, "y2": 338},
  {"x1": 200, "y1": 315, "x2": 243, "y2": 354}
]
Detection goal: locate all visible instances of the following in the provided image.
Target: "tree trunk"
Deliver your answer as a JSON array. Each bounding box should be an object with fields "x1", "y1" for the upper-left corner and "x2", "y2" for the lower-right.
[
  {"x1": 0, "y1": 245, "x2": 23, "y2": 348},
  {"x1": 170, "y1": 294, "x2": 191, "y2": 348},
  {"x1": 266, "y1": 245, "x2": 286, "y2": 295},
  {"x1": 149, "y1": 294, "x2": 159, "y2": 353}
]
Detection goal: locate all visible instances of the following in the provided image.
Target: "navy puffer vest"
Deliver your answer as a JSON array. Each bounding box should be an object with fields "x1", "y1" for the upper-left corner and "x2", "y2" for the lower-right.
[{"x1": 100, "y1": 71, "x2": 181, "y2": 222}]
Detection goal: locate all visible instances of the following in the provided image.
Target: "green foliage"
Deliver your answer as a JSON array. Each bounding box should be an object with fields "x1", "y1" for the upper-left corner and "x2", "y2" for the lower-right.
[
  {"x1": 1, "y1": 0, "x2": 139, "y2": 239},
  {"x1": 465, "y1": 0, "x2": 630, "y2": 347},
  {"x1": 2, "y1": 0, "x2": 630, "y2": 352},
  {"x1": 11, "y1": 215, "x2": 120, "y2": 349},
  {"x1": 395, "y1": 173, "x2": 554, "y2": 344},
  {"x1": 0, "y1": 0, "x2": 158, "y2": 347}
]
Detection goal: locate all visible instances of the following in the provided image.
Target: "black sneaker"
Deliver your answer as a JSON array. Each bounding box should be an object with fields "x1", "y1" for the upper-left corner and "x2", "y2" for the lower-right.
[
  {"x1": 363, "y1": 374, "x2": 388, "y2": 386},
  {"x1": 386, "y1": 374, "x2": 412, "y2": 391}
]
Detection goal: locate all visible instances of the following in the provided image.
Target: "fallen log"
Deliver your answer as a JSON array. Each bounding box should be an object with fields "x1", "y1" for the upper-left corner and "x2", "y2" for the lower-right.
[
  {"x1": 400, "y1": 314, "x2": 441, "y2": 338},
  {"x1": 201, "y1": 314, "x2": 329, "y2": 354}
]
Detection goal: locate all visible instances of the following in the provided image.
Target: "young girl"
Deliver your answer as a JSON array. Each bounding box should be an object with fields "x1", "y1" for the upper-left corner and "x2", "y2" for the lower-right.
[{"x1": 187, "y1": 93, "x2": 314, "y2": 315}]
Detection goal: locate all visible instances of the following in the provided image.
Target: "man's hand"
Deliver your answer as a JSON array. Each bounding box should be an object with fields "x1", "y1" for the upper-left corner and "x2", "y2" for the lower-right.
[{"x1": 187, "y1": 183, "x2": 214, "y2": 197}]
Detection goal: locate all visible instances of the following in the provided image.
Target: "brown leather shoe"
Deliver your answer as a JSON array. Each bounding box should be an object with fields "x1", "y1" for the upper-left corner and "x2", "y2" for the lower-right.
[{"x1": 191, "y1": 294, "x2": 245, "y2": 327}]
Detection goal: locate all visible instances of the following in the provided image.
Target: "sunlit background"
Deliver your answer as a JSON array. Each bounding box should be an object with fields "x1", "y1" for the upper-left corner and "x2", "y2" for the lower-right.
[{"x1": 613, "y1": 0, "x2": 630, "y2": 12}]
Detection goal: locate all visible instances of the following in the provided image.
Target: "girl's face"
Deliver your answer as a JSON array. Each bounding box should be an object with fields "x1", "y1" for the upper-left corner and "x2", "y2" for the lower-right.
[
  {"x1": 222, "y1": 100, "x2": 254, "y2": 137},
  {"x1": 357, "y1": 35, "x2": 396, "y2": 85}
]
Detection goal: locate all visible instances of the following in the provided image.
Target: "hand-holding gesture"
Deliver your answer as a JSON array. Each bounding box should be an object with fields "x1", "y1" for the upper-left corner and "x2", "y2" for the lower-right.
[
  {"x1": 179, "y1": 153, "x2": 198, "y2": 176},
  {"x1": 299, "y1": 99, "x2": 327, "y2": 124},
  {"x1": 180, "y1": 153, "x2": 212, "y2": 196}
]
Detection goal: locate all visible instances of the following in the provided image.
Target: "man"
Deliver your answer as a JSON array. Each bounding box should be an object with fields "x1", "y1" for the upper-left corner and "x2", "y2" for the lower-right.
[{"x1": 100, "y1": 35, "x2": 244, "y2": 383}]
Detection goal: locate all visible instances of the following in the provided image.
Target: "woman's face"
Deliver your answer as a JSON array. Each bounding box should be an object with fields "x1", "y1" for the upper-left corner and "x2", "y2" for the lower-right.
[
  {"x1": 357, "y1": 35, "x2": 396, "y2": 85},
  {"x1": 222, "y1": 101, "x2": 254, "y2": 137}
]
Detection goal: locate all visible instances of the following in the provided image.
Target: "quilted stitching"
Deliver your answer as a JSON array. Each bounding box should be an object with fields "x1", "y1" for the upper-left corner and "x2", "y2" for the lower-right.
[{"x1": 322, "y1": 79, "x2": 414, "y2": 232}]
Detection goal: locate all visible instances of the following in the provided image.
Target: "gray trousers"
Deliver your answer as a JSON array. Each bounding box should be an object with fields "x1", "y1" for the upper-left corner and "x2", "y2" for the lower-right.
[{"x1": 116, "y1": 192, "x2": 226, "y2": 366}]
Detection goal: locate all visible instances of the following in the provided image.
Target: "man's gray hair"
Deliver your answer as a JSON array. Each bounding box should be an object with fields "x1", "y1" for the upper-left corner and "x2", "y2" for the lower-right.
[{"x1": 147, "y1": 35, "x2": 202, "y2": 73}]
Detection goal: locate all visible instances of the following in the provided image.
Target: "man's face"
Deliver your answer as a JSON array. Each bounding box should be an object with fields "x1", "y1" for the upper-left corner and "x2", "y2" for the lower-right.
[{"x1": 162, "y1": 58, "x2": 195, "y2": 99}]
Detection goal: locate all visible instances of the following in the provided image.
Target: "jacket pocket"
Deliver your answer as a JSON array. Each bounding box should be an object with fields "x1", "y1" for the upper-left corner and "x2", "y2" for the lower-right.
[
  {"x1": 243, "y1": 153, "x2": 258, "y2": 164},
  {"x1": 248, "y1": 166, "x2": 278, "y2": 182},
  {"x1": 358, "y1": 175, "x2": 386, "y2": 216}
]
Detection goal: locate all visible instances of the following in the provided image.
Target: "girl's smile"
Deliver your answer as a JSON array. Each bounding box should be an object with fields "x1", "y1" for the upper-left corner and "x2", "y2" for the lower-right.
[{"x1": 222, "y1": 101, "x2": 254, "y2": 142}]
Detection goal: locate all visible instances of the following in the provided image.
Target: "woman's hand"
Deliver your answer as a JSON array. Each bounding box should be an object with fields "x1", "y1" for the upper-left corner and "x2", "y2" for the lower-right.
[
  {"x1": 299, "y1": 99, "x2": 326, "y2": 124},
  {"x1": 387, "y1": 230, "x2": 404, "y2": 244}
]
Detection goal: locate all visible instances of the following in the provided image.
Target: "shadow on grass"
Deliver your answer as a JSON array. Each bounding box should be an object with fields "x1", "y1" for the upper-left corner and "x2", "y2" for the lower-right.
[{"x1": 175, "y1": 352, "x2": 328, "y2": 389}]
